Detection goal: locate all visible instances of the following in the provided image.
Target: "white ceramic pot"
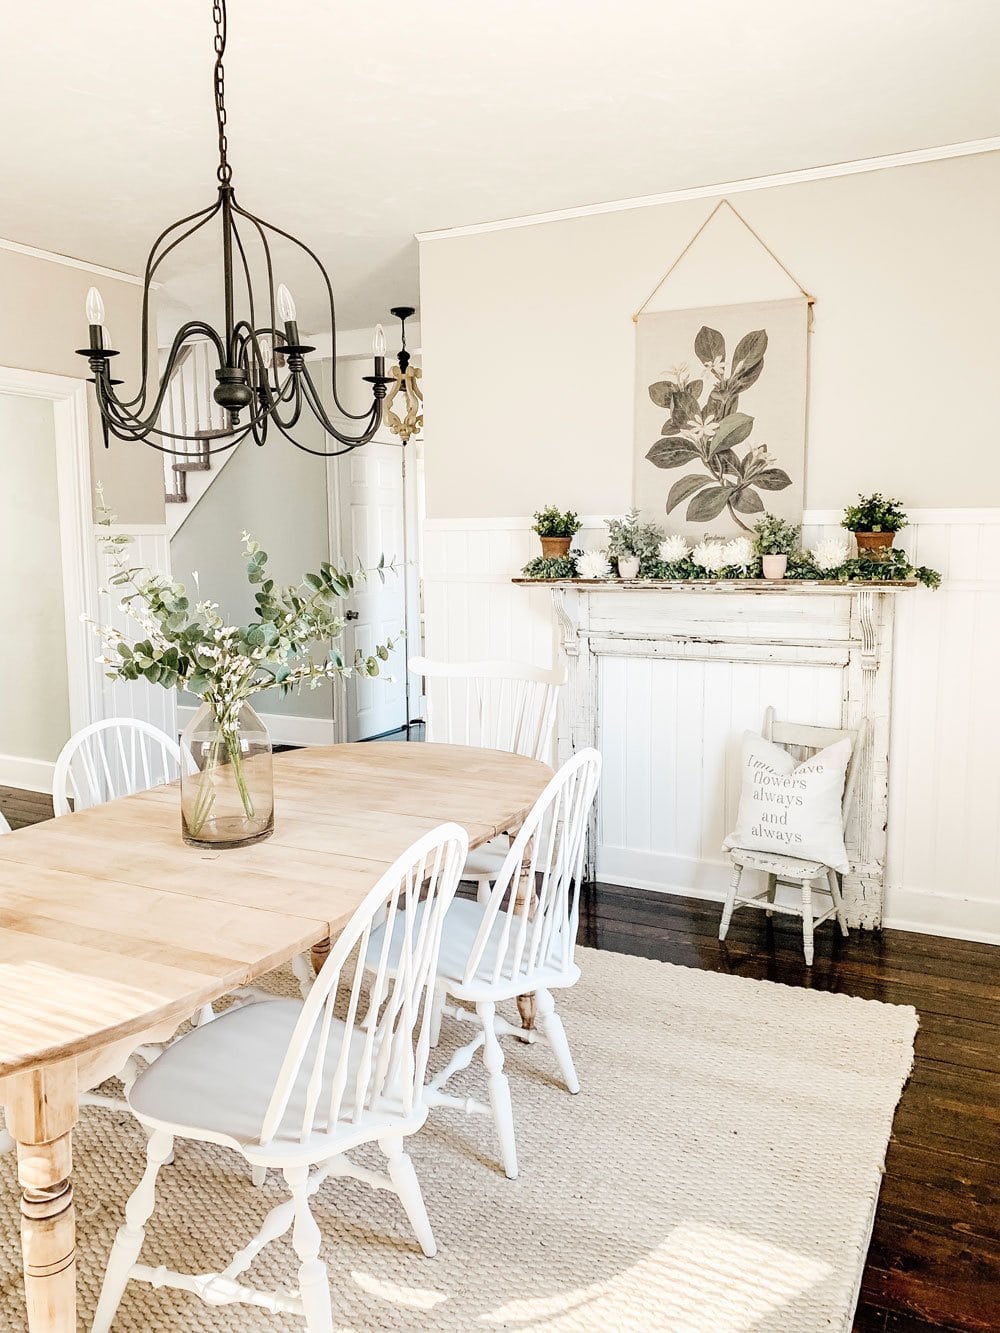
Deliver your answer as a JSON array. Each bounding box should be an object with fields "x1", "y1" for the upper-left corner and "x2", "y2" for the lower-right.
[
  {"x1": 617, "y1": 555, "x2": 640, "y2": 579},
  {"x1": 762, "y1": 553, "x2": 788, "y2": 580}
]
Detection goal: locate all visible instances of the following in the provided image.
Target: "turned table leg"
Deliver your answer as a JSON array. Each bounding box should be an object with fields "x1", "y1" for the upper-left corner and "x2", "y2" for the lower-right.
[
  {"x1": 6, "y1": 1060, "x2": 79, "y2": 1332},
  {"x1": 513, "y1": 835, "x2": 538, "y2": 1030},
  {"x1": 311, "y1": 935, "x2": 331, "y2": 976}
]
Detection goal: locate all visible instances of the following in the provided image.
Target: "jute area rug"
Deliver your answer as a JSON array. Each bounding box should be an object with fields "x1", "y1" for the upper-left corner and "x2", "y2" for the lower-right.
[{"x1": 0, "y1": 950, "x2": 916, "y2": 1332}]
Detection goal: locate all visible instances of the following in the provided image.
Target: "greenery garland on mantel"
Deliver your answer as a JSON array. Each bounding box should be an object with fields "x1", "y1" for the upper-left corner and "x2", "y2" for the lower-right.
[{"x1": 520, "y1": 547, "x2": 939, "y2": 587}]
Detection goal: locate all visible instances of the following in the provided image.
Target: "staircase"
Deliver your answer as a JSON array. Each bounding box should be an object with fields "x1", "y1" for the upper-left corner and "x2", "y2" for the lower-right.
[{"x1": 160, "y1": 341, "x2": 239, "y2": 536}]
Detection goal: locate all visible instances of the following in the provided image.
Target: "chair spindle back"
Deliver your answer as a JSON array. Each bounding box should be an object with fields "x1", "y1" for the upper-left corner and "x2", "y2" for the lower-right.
[
  {"x1": 465, "y1": 749, "x2": 601, "y2": 988},
  {"x1": 259, "y1": 822, "x2": 468, "y2": 1147},
  {"x1": 409, "y1": 657, "x2": 566, "y2": 763},
  {"x1": 52, "y1": 719, "x2": 182, "y2": 816}
]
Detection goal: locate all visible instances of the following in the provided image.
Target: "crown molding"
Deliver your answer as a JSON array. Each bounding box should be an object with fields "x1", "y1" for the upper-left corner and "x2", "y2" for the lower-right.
[
  {"x1": 417, "y1": 136, "x2": 1000, "y2": 242},
  {"x1": 0, "y1": 235, "x2": 155, "y2": 287}
]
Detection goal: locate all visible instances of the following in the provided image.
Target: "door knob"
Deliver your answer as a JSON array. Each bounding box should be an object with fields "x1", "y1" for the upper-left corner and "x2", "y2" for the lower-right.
[{"x1": 345, "y1": 610, "x2": 360, "y2": 621}]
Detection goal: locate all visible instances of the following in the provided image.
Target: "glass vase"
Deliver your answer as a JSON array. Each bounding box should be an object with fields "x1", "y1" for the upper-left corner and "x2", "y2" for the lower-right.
[{"x1": 180, "y1": 700, "x2": 274, "y2": 848}]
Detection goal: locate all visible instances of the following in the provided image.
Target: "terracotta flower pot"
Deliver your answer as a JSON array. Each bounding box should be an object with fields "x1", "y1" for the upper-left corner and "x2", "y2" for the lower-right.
[
  {"x1": 761, "y1": 553, "x2": 788, "y2": 580},
  {"x1": 853, "y1": 531, "x2": 895, "y2": 554},
  {"x1": 540, "y1": 535, "x2": 572, "y2": 558}
]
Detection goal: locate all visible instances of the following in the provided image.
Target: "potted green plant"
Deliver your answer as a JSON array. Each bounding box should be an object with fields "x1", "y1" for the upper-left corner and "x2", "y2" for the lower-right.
[
  {"x1": 841, "y1": 493, "x2": 908, "y2": 553},
  {"x1": 532, "y1": 506, "x2": 581, "y2": 558},
  {"x1": 605, "y1": 509, "x2": 664, "y2": 579},
  {"x1": 753, "y1": 514, "x2": 800, "y2": 580}
]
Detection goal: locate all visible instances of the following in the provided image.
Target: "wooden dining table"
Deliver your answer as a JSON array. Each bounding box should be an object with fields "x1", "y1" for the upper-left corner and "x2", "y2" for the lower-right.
[{"x1": 0, "y1": 741, "x2": 551, "y2": 1332}]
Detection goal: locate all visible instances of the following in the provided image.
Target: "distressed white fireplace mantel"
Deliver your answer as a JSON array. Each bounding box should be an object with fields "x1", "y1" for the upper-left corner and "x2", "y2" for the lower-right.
[{"x1": 513, "y1": 578, "x2": 916, "y2": 929}]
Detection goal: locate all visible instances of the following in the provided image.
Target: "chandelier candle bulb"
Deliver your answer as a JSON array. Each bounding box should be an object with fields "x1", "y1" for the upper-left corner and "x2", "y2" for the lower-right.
[
  {"x1": 373, "y1": 322, "x2": 387, "y2": 377},
  {"x1": 85, "y1": 286, "x2": 106, "y2": 349}
]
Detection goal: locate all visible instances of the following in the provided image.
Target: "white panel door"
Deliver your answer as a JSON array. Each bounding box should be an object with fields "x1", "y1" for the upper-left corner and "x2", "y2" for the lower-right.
[{"x1": 337, "y1": 444, "x2": 408, "y2": 740}]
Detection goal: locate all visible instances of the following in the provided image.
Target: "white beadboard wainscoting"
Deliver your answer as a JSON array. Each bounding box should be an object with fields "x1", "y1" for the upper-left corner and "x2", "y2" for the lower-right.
[
  {"x1": 94, "y1": 525, "x2": 178, "y2": 743},
  {"x1": 423, "y1": 510, "x2": 1000, "y2": 943}
]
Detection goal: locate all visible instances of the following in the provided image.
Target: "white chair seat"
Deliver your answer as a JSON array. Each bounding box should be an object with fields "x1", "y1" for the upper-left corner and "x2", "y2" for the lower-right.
[
  {"x1": 129, "y1": 999, "x2": 419, "y2": 1162},
  {"x1": 728, "y1": 846, "x2": 830, "y2": 880},
  {"x1": 368, "y1": 897, "x2": 578, "y2": 1001},
  {"x1": 464, "y1": 834, "x2": 509, "y2": 879}
]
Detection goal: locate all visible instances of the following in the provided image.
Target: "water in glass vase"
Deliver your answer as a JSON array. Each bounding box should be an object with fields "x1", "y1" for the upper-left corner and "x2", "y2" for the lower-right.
[{"x1": 181, "y1": 700, "x2": 274, "y2": 848}]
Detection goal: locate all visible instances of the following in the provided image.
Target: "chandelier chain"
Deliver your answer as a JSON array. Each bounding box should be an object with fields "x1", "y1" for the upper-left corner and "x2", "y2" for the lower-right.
[{"x1": 212, "y1": 0, "x2": 231, "y2": 185}]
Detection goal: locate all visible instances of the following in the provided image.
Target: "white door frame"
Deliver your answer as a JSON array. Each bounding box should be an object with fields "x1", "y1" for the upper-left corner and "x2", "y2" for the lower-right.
[{"x1": 0, "y1": 366, "x2": 99, "y2": 738}]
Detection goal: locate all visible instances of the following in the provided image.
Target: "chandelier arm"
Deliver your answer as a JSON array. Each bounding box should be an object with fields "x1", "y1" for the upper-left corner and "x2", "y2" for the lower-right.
[
  {"x1": 94, "y1": 321, "x2": 227, "y2": 439},
  {"x1": 114, "y1": 199, "x2": 224, "y2": 413},
  {"x1": 230, "y1": 199, "x2": 372, "y2": 422},
  {"x1": 297, "y1": 364, "x2": 380, "y2": 448},
  {"x1": 228, "y1": 215, "x2": 258, "y2": 355},
  {"x1": 267, "y1": 408, "x2": 365, "y2": 459}
]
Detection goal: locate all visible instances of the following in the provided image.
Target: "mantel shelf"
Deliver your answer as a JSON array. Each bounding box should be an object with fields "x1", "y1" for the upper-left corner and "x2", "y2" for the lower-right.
[{"x1": 511, "y1": 578, "x2": 917, "y2": 594}]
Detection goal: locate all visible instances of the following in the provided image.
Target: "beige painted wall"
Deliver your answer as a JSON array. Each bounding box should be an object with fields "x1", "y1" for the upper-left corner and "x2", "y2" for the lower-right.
[
  {"x1": 0, "y1": 247, "x2": 164, "y2": 524},
  {"x1": 419, "y1": 151, "x2": 1000, "y2": 518},
  {"x1": 0, "y1": 393, "x2": 71, "y2": 763}
]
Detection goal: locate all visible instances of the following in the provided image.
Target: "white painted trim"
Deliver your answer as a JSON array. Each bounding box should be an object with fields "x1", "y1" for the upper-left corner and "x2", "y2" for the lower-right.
[
  {"x1": 0, "y1": 753, "x2": 56, "y2": 794},
  {"x1": 176, "y1": 705, "x2": 337, "y2": 748},
  {"x1": 803, "y1": 507, "x2": 1000, "y2": 527},
  {"x1": 0, "y1": 234, "x2": 151, "y2": 286},
  {"x1": 0, "y1": 366, "x2": 99, "y2": 737},
  {"x1": 425, "y1": 508, "x2": 1000, "y2": 532},
  {"x1": 417, "y1": 137, "x2": 1000, "y2": 241}
]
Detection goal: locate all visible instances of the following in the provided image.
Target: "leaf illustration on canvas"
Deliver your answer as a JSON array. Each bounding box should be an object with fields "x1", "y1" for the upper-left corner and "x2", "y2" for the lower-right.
[{"x1": 645, "y1": 326, "x2": 792, "y2": 531}]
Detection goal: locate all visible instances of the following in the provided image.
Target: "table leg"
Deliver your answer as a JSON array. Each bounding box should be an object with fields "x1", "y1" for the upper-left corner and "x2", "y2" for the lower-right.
[
  {"x1": 6, "y1": 1060, "x2": 79, "y2": 1333},
  {"x1": 513, "y1": 836, "x2": 538, "y2": 1030},
  {"x1": 311, "y1": 935, "x2": 331, "y2": 976}
]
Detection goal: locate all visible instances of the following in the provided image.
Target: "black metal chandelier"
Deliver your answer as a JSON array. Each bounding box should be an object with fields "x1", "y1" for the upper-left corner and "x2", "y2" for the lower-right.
[{"x1": 78, "y1": 0, "x2": 389, "y2": 457}]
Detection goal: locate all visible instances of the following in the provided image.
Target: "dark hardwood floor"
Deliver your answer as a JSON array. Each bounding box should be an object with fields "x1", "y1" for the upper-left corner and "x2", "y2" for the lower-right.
[
  {"x1": 2, "y1": 781, "x2": 996, "y2": 1331},
  {"x1": 0, "y1": 784, "x2": 54, "y2": 830},
  {"x1": 579, "y1": 882, "x2": 1000, "y2": 1333}
]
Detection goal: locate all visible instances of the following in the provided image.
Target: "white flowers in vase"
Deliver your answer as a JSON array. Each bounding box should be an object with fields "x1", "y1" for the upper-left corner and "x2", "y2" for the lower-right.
[
  {"x1": 811, "y1": 537, "x2": 850, "y2": 572},
  {"x1": 658, "y1": 534, "x2": 690, "y2": 563},
  {"x1": 577, "y1": 549, "x2": 612, "y2": 579}
]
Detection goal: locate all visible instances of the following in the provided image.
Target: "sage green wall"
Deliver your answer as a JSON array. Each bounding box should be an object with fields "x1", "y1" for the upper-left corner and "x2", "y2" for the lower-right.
[
  {"x1": 169, "y1": 371, "x2": 335, "y2": 720},
  {"x1": 0, "y1": 393, "x2": 71, "y2": 763},
  {"x1": 0, "y1": 247, "x2": 164, "y2": 524}
]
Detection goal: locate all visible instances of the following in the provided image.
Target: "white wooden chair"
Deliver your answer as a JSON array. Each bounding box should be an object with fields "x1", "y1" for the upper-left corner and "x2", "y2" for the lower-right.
[
  {"x1": 92, "y1": 821, "x2": 468, "y2": 1332},
  {"x1": 410, "y1": 655, "x2": 567, "y2": 899},
  {"x1": 365, "y1": 748, "x2": 601, "y2": 1180},
  {"x1": 0, "y1": 809, "x2": 10, "y2": 835},
  {"x1": 52, "y1": 717, "x2": 182, "y2": 816},
  {"x1": 719, "y1": 707, "x2": 867, "y2": 966}
]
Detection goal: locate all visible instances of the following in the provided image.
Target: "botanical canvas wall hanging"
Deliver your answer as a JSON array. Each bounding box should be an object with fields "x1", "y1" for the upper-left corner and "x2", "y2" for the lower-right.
[{"x1": 634, "y1": 297, "x2": 808, "y2": 537}]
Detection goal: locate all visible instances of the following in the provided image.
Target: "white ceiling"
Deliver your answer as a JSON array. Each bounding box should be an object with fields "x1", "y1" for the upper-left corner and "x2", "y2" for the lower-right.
[{"x1": 3, "y1": 0, "x2": 998, "y2": 332}]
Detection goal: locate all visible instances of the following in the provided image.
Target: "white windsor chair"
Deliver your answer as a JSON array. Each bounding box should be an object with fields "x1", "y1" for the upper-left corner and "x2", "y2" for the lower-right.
[
  {"x1": 92, "y1": 821, "x2": 468, "y2": 1333},
  {"x1": 410, "y1": 655, "x2": 567, "y2": 939},
  {"x1": 719, "y1": 706, "x2": 867, "y2": 966},
  {"x1": 52, "y1": 718, "x2": 182, "y2": 816},
  {"x1": 364, "y1": 747, "x2": 601, "y2": 1180}
]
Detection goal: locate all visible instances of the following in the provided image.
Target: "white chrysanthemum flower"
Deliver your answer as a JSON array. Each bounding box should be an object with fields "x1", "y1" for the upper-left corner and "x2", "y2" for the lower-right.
[
  {"x1": 723, "y1": 536, "x2": 753, "y2": 569},
  {"x1": 577, "y1": 549, "x2": 612, "y2": 579},
  {"x1": 691, "y1": 540, "x2": 728, "y2": 572},
  {"x1": 812, "y1": 537, "x2": 850, "y2": 572},
  {"x1": 658, "y1": 534, "x2": 690, "y2": 563}
]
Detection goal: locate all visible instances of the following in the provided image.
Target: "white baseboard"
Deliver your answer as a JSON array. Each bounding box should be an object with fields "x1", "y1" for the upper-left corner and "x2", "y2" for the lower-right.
[
  {"x1": 599, "y1": 846, "x2": 1000, "y2": 946},
  {"x1": 176, "y1": 706, "x2": 337, "y2": 748},
  {"x1": 883, "y1": 889, "x2": 1000, "y2": 946},
  {"x1": 0, "y1": 753, "x2": 55, "y2": 794}
]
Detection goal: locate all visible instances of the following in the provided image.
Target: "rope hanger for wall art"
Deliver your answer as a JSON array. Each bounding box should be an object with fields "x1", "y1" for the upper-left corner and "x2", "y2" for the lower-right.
[{"x1": 632, "y1": 198, "x2": 815, "y2": 324}]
